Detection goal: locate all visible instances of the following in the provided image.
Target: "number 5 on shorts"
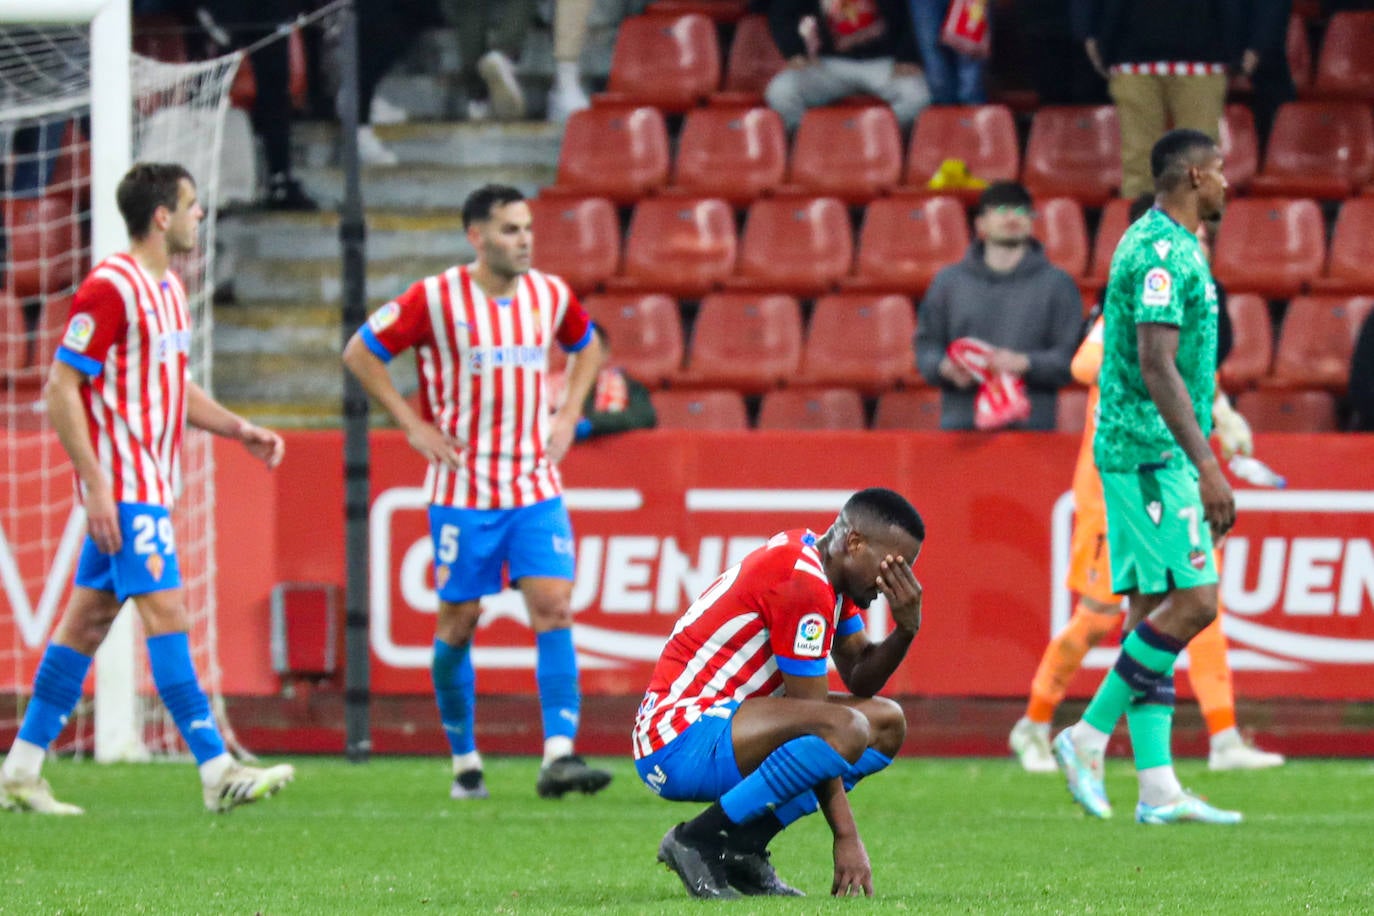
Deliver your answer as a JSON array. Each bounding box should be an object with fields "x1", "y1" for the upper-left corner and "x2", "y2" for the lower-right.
[{"x1": 437, "y1": 524, "x2": 460, "y2": 564}]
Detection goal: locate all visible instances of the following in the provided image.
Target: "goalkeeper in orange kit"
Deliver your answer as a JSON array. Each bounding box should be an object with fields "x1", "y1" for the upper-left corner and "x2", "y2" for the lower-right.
[{"x1": 1009, "y1": 290, "x2": 1284, "y2": 774}]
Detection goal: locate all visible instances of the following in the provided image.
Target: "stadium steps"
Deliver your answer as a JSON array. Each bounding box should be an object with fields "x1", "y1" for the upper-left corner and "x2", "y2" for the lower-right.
[{"x1": 214, "y1": 118, "x2": 562, "y2": 426}]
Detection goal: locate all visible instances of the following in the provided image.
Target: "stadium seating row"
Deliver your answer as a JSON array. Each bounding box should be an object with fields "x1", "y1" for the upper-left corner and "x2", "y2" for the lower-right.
[
  {"x1": 650, "y1": 386, "x2": 1348, "y2": 434},
  {"x1": 554, "y1": 97, "x2": 1374, "y2": 209},
  {"x1": 558, "y1": 290, "x2": 1371, "y2": 398},
  {"x1": 530, "y1": 192, "x2": 1374, "y2": 303},
  {"x1": 602, "y1": 11, "x2": 1374, "y2": 115}
]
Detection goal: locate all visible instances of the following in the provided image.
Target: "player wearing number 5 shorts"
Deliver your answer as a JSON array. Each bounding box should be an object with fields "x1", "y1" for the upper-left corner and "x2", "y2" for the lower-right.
[
  {"x1": 0, "y1": 164, "x2": 294, "y2": 815},
  {"x1": 344, "y1": 185, "x2": 611, "y2": 801},
  {"x1": 1050, "y1": 129, "x2": 1243, "y2": 826}
]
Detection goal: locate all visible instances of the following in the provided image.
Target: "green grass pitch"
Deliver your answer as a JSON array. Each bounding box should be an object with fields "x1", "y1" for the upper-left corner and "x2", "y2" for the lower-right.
[{"x1": 3, "y1": 756, "x2": 1373, "y2": 913}]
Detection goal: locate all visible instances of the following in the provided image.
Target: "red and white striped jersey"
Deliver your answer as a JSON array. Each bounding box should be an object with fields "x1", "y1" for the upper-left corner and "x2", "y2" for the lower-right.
[
  {"x1": 55, "y1": 253, "x2": 191, "y2": 508},
  {"x1": 361, "y1": 265, "x2": 593, "y2": 509},
  {"x1": 632, "y1": 529, "x2": 865, "y2": 759}
]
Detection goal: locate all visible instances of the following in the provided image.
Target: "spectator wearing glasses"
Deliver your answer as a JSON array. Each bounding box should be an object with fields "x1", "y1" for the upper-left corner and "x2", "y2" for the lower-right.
[{"x1": 914, "y1": 181, "x2": 1083, "y2": 430}]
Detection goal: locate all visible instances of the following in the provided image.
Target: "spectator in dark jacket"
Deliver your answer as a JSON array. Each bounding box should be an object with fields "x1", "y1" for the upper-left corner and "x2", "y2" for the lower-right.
[
  {"x1": 1234, "y1": 0, "x2": 1295, "y2": 151},
  {"x1": 1350, "y1": 308, "x2": 1374, "y2": 432},
  {"x1": 765, "y1": 0, "x2": 930, "y2": 130},
  {"x1": 914, "y1": 182, "x2": 1084, "y2": 430}
]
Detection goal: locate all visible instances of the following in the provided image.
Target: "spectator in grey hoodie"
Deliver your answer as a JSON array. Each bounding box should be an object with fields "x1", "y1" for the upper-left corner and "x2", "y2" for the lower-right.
[{"x1": 914, "y1": 182, "x2": 1084, "y2": 430}]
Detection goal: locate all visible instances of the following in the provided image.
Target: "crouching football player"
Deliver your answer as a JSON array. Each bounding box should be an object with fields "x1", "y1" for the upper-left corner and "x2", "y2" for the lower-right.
[{"x1": 632, "y1": 488, "x2": 925, "y2": 898}]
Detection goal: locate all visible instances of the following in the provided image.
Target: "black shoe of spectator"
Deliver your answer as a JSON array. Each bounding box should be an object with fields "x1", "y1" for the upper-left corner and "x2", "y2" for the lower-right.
[{"x1": 265, "y1": 173, "x2": 318, "y2": 211}]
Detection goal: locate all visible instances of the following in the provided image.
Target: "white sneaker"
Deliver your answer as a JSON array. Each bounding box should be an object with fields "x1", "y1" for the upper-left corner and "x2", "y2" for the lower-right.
[
  {"x1": 0, "y1": 775, "x2": 84, "y2": 815},
  {"x1": 477, "y1": 50, "x2": 526, "y2": 121},
  {"x1": 1009, "y1": 718, "x2": 1058, "y2": 773},
  {"x1": 547, "y1": 80, "x2": 590, "y2": 124},
  {"x1": 466, "y1": 98, "x2": 492, "y2": 122},
  {"x1": 203, "y1": 762, "x2": 295, "y2": 813},
  {"x1": 1208, "y1": 734, "x2": 1286, "y2": 771},
  {"x1": 369, "y1": 94, "x2": 408, "y2": 125},
  {"x1": 357, "y1": 125, "x2": 399, "y2": 167}
]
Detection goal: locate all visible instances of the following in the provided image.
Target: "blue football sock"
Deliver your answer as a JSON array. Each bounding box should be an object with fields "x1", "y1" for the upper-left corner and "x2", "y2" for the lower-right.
[
  {"x1": 432, "y1": 638, "x2": 476, "y2": 755},
  {"x1": 16, "y1": 644, "x2": 91, "y2": 750},
  {"x1": 535, "y1": 628, "x2": 580, "y2": 742},
  {"x1": 720, "y1": 735, "x2": 851, "y2": 825},
  {"x1": 773, "y1": 790, "x2": 819, "y2": 827},
  {"x1": 842, "y1": 747, "x2": 893, "y2": 791},
  {"x1": 146, "y1": 632, "x2": 225, "y2": 765}
]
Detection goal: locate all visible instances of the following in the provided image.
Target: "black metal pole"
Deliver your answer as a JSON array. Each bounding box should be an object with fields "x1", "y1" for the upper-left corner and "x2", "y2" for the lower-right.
[{"x1": 337, "y1": 0, "x2": 371, "y2": 763}]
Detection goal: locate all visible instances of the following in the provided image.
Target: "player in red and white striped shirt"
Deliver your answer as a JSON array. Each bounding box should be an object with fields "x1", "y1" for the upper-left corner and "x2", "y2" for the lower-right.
[
  {"x1": 344, "y1": 184, "x2": 610, "y2": 801},
  {"x1": 635, "y1": 489, "x2": 925, "y2": 899},
  {"x1": 1, "y1": 163, "x2": 294, "y2": 816}
]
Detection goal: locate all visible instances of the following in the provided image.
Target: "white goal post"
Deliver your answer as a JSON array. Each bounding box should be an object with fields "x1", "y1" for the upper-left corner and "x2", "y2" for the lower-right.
[{"x1": 0, "y1": 0, "x2": 246, "y2": 762}]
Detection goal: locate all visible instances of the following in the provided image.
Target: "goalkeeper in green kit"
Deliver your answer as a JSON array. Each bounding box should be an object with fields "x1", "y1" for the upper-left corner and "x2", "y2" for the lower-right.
[{"x1": 1051, "y1": 129, "x2": 1242, "y2": 826}]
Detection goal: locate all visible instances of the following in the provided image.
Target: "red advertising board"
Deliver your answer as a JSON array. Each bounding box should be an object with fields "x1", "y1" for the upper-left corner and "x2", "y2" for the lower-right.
[{"x1": 4, "y1": 430, "x2": 1373, "y2": 701}]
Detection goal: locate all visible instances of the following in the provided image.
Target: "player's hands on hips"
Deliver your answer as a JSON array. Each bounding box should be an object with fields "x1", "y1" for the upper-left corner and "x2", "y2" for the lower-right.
[
  {"x1": 878, "y1": 555, "x2": 922, "y2": 635},
  {"x1": 1198, "y1": 459, "x2": 1236, "y2": 541},
  {"x1": 237, "y1": 421, "x2": 285, "y2": 469},
  {"x1": 831, "y1": 834, "x2": 873, "y2": 897},
  {"x1": 405, "y1": 422, "x2": 462, "y2": 469},
  {"x1": 84, "y1": 481, "x2": 121, "y2": 554},
  {"x1": 547, "y1": 413, "x2": 577, "y2": 464}
]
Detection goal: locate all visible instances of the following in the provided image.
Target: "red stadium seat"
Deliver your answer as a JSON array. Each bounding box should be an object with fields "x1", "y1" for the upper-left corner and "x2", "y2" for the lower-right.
[
  {"x1": 1250, "y1": 102, "x2": 1374, "y2": 198},
  {"x1": 650, "y1": 389, "x2": 749, "y2": 429},
  {"x1": 904, "y1": 105, "x2": 1019, "y2": 201},
  {"x1": 1267, "y1": 294, "x2": 1373, "y2": 391},
  {"x1": 34, "y1": 294, "x2": 71, "y2": 373},
  {"x1": 1219, "y1": 105, "x2": 1258, "y2": 192},
  {"x1": 582, "y1": 293, "x2": 685, "y2": 387},
  {"x1": 0, "y1": 294, "x2": 26, "y2": 377},
  {"x1": 872, "y1": 388, "x2": 943, "y2": 430},
  {"x1": 47, "y1": 120, "x2": 90, "y2": 203},
  {"x1": 527, "y1": 196, "x2": 621, "y2": 295},
  {"x1": 1212, "y1": 198, "x2": 1325, "y2": 299},
  {"x1": 229, "y1": 28, "x2": 309, "y2": 113},
  {"x1": 1087, "y1": 197, "x2": 1135, "y2": 288},
  {"x1": 757, "y1": 388, "x2": 866, "y2": 430},
  {"x1": 612, "y1": 197, "x2": 736, "y2": 297},
  {"x1": 728, "y1": 197, "x2": 853, "y2": 297},
  {"x1": 1056, "y1": 387, "x2": 1088, "y2": 434},
  {"x1": 671, "y1": 106, "x2": 787, "y2": 205},
  {"x1": 1313, "y1": 11, "x2": 1374, "y2": 99},
  {"x1": 1033, "y1": 197, "x2": 1089, "y2": 278},
  {"x1": 549, "y1": 106, "x2": 670, "y2": 204},
  {"x1": 1219, "y1": 293, "x2": 1274, "y2": 393},
  {"x1": 784, "y1": 106, "x2": 903, "y2": 203},
  {"x1": 718, "y1": 13, "x2": 786, "y2": 106},
  {"x1": 1289, "y1": 14, "x2": 1313, "y2": 95},
  {"x1": 645, "y1": 0, "x2": 748, "y2": 21},
  {"x1": 843, "y1": 195, "x2": 968, "y2": 297},
  {"x1": 1235, "y1": 388, "x2": 1338, "y2": 432},
  {"x1": 680, "y1": 292, "x2": 803, "y2": 392},
  {"x1": 5, "y1": 195, "x2": 83, "y2": 299},
  {"x1": 1312, "y1": 197, "x2": 1374, "y2": 294},
  {"x1": 599, "y1": 13, "x2": 721, "y2": 111},
  {"x1": 797, "y1": 293, "x2": 917, "y2": 393},
  {"x1": 1021, "y1": 106, "x2": 1121, "y2": 207}
]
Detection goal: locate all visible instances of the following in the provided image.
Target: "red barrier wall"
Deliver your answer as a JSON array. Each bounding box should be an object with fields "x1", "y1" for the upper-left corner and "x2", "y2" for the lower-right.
[{"x1": 7, "y1": 431, "x2": 1374, "y2": 705}]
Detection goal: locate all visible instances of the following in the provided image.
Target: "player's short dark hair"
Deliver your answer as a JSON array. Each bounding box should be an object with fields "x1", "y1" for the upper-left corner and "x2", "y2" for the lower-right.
[
  {"x1": 844, "y1": 488, "x2": 925, "y2": 542},
  {"x1": 1150, "y1": 129, "x2": 1218, "y2": 191},
  {"x1": 462, "y1": 184, "x2": 526, "y2": 229},
  {"x1": 116, "y1": 162, "x2": 193, "y2": 239},
  {"x1": 1127, "y1": 192, "x2": 1155, "y2": 223},
  {"x1": 976, "y1": 181, "x2": 1034, "y2": 216}
]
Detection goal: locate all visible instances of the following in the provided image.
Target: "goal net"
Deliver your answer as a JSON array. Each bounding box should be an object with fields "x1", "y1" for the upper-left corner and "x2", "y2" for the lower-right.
[{"x1": 0, "y1": 17, "x2": 242, "y2": 760}]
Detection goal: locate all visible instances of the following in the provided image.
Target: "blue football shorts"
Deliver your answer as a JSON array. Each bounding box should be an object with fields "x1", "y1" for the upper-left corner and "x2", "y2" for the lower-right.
[
  {"x1": 74, "y1": 502, "x2": 182, "y2": 601},
  {"x1": 635, "y1": 701, "x2": 744, "y2": 802},
  {"x1": 428, "y1": 495, "x2": 576, "y2": 603}
]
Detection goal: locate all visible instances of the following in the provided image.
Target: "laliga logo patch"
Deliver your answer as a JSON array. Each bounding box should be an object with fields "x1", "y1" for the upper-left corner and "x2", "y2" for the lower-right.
[
  {"x1": 793, "y1": 613, "x2": 827, "y2": 658},
  {"x1": 63, "y1": 314, "x2": 96, "y2": 352},
  {"x1": 368, "y1": 302, "x2": 401, "y2": 332},
  {"x1": 146, "y1": 553, "x2": 165, "y2": 582},
  {"x1": 1141, "y1": 267, "x2": 1172, "y2": 307}
]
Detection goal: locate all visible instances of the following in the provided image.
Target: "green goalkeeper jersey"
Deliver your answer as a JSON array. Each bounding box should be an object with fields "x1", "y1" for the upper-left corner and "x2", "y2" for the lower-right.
[{"x1": 1094, "y1": 208, "x2": 1218, "y2": 473}]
